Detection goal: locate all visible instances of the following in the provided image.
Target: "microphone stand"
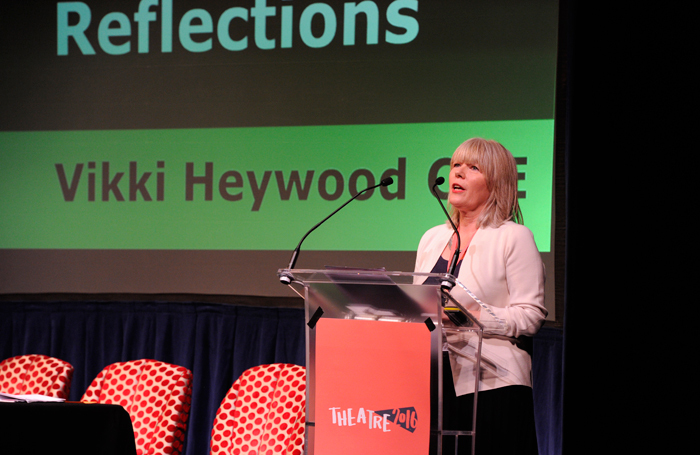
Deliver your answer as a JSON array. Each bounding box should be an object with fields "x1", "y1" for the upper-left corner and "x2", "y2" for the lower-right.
[
  {"x1": 279, "y1": 177, "x2": 394, "y2": 285},
  {"x1": 431, "y1": 177, "x2": 460, "y2": 292}
]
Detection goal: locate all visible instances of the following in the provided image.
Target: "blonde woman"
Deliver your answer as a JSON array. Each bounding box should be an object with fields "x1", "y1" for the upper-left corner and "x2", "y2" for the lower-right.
[{"x1": 416, "y1": 138, "x2": 547, "y2": 455}]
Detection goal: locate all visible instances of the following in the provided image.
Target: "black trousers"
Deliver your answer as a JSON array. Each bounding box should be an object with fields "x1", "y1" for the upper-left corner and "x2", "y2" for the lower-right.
[{"x1": 436, "y1": 352, "x2": 539, "y2": 455}]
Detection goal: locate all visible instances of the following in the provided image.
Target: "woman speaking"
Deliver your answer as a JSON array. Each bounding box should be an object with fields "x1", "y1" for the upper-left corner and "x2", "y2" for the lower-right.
[{"x1": 415, "y1": 138, "x2": 547, "y2": 455}]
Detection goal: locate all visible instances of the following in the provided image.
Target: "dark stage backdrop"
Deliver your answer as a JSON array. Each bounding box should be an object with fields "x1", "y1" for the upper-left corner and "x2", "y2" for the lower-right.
[{"x1": 0, "y1": 300, "x2": 562, "y2": 455}]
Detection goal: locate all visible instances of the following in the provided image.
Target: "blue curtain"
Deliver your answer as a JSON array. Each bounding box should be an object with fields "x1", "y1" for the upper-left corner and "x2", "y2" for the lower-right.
[
  {"x1": 0, "y1": 301, "x2": 306, "y2": 455},
  {"x1": 1, "y1": 300, "x2": 562, "y2": 455},
  {"x1": 532, "y1": 327, "x2": 563, "y2": 455}
]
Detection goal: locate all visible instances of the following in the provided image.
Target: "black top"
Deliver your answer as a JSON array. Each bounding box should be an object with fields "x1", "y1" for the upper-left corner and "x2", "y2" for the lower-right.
[{"x1": 424, "y1": 255, "x2": 462, "y2": 285}]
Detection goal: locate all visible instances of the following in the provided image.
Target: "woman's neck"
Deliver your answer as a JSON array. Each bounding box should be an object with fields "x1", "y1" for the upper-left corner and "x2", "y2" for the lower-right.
[{"x1": 443, "y1": 219, "x2": 479, "y2": 262}]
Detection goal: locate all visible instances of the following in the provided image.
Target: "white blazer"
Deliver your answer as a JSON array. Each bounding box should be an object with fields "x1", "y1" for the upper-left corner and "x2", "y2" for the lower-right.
[{"x1": 414, "y1": 221, "x2": 547, "y2": 394}]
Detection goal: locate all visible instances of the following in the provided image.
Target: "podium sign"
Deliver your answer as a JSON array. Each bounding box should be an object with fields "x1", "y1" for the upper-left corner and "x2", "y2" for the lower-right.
[{"x1": 315, "y1": 317, "x2": 431, "y2": 454}]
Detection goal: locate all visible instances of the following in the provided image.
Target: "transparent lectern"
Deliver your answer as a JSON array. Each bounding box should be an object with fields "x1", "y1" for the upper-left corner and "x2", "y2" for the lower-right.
[{"x1": 278, "y1": 268, "x2": 495, "y2": 455}]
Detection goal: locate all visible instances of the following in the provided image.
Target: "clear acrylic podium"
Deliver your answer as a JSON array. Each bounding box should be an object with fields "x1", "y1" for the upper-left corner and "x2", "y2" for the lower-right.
[{"x1": 278, "y1": 268, "x2": 491, "y2": 455}]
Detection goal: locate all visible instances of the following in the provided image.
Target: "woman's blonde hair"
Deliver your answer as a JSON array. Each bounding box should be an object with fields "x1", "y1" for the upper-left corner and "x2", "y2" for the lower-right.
[{"x1": 449, "y1": 137, "x2": 523, "y2": 228}]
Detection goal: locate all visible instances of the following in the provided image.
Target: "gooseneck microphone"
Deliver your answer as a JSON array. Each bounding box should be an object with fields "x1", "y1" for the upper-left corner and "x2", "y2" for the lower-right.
[
  {"x1": 431, "y1": 177, "x2": 460, "y2": 291},
  {"x1": 279, "y1": 177, "x2": 394, "y2": 285}
]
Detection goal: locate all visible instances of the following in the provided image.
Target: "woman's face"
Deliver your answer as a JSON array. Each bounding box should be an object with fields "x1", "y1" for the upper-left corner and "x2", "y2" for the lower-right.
[{"x1": 448, "y1": 159, "x2": 490, "y2": 219}]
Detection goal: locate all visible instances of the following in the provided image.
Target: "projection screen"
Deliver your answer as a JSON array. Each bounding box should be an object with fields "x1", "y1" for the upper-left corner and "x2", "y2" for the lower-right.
[{"x1": 0, "y1": 0, "x2": 560, "y2": 319}]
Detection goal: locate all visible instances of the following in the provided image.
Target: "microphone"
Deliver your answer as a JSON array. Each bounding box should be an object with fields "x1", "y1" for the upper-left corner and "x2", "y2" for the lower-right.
[
  {"x1": 431, "y1": 177, "x2": 460, "y2": 291},
  {"x1": 279, "y1": 177, "x2": 394, "y2": 285}
]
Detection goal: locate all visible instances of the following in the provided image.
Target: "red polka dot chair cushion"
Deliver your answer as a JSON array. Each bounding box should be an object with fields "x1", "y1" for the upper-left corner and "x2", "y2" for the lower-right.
[
  {"x1": 0, "y1": 354, "x2": 74, "y2": 399},
  {"x1": 81, "y1": 359, "x2": 193, "y2": 455},
  {"x1": 210, "y1": 363, "x2": 306, "y2": 455}
]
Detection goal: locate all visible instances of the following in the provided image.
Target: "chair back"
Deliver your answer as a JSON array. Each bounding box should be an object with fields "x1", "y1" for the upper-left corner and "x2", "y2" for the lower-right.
[
  {"x1": 82, "y1": 359, "x2": 193, "y2": 455},
  {"x1": 0, "y1": 354, "x2": 74, "y2": 399},
  {"x1": 210, "y1": 363, "x2": 306, "y2": 455}
]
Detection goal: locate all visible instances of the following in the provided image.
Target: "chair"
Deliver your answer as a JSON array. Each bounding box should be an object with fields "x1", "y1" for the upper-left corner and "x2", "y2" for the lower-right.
[
  {"x1": 0, "y1": 354, "x2": 74, "y2": 399},
  {"x1": 210, "y1": 363, "x2": 306, "y2": 455},
  {"x1": 81, "y1": 359, "x2": 193, "y2": 455}
]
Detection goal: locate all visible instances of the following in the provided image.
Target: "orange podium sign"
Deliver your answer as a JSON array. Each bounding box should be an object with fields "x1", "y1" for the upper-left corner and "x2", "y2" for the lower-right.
[{"x1": 315, "y1": 318, "x2": 431, "y2": 455}]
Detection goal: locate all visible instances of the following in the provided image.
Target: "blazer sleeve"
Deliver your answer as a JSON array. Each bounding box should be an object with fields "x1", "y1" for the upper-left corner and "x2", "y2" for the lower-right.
[{"x1": 477, "y1": 225, "x2": 547, "y2": 337}]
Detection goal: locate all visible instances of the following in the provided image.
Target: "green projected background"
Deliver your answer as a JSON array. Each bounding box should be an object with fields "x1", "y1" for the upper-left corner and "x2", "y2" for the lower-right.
[{"x1": 1, "y1": 120, "x2": 552, "y2": 251}]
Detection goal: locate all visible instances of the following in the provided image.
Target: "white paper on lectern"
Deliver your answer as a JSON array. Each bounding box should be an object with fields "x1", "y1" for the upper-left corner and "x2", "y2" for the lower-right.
[{"x1": 0, "y1": 392, "x2": 65, "y2": 403}]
